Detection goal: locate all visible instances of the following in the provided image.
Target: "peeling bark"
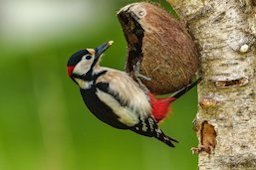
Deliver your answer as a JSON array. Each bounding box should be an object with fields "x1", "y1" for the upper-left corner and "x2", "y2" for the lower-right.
[{"x1": 168, "y1": 0, "x2": 256, "y2": 169}]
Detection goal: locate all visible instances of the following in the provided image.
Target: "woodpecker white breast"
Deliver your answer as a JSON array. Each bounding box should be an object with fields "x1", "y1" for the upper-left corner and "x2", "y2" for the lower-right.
[{"x1": 67, "y1": 41, "x2": 178, "y2": 147}]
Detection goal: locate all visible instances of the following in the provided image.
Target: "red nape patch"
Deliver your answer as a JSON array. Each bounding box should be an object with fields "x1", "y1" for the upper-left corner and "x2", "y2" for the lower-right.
[
  {"x1": 148, "y1": 93, "x2": 176, "y2": 122},
  {"x1": 67, "y1": 66, "x2": 75, "y2": 77}
]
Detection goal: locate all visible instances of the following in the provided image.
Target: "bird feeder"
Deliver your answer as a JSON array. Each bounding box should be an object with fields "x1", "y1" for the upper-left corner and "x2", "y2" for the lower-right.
[{"x1": 117, "y1": 2, "x2": 199, "y2": 94}]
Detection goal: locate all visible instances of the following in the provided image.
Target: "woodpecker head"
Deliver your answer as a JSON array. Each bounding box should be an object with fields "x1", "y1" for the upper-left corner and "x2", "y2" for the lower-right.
[{"x1": 67, "y1": 41, "x2": 113, "y2": 78}]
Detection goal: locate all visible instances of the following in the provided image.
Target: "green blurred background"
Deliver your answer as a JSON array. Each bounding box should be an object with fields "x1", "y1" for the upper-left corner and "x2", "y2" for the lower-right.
[{"x1": 0, "y1": 0, "x2": 198, "y2": 170}]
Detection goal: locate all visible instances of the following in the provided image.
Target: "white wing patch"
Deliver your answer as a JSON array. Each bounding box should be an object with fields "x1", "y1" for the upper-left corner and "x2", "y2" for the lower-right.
[
  {"x1": 96, "y1": 89, "x2": 139, "y2": 126},
  {"x1": 96, "y1": 67, "x2": 152, "y2": 119}
]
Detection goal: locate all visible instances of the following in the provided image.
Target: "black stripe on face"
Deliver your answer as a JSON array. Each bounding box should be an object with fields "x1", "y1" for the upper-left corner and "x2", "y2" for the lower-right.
[
  {"x1": 80, "y1": 52, "x2": 106, "y2": 81},
  {"x1": 73, "y1": 68, "x2": 107, "y2": 83}
]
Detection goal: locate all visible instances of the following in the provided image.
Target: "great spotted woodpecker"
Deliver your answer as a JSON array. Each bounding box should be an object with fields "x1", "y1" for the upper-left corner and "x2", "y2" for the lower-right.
[{"x1": 67, "y1": 41, "x2": 200, "y2": 147}]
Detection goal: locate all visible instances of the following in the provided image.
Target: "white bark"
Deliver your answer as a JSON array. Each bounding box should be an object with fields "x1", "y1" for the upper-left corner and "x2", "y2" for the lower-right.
[{"x1": 168, "y1": 0, "x2": 256, "y2": 169}]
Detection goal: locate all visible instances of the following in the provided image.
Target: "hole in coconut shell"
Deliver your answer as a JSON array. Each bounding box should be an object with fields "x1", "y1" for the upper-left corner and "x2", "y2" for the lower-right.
[{"x1": 117, "y1": 10, "x2": 145, "y2": 73}]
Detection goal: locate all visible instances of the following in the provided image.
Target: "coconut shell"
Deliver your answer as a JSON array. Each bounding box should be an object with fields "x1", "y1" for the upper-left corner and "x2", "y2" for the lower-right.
[{"x1": 117, "y1": 2, "x2": 199, "y2": 94}]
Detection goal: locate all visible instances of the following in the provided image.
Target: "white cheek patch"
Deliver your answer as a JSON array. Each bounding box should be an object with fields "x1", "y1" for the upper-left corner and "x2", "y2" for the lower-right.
[
  {"x1": 73, "y1": 60, "x2": 92, "y2": 75},
  {"x1": 96, "y1": 89, "x2": 139, "y2": 126}
]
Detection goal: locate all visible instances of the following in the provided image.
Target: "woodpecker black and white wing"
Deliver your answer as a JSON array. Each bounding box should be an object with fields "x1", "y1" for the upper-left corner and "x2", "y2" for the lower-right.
[
  {"x1": 96, "y1": 69, "x2": 151, "y2": 114},
  {"x1": 95, "y1": 69, "x2": 151, "y2": 126}
]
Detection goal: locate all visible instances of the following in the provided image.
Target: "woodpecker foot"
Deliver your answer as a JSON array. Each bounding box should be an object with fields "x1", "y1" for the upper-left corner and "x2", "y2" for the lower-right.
[
  {"x1": 135, "y1": 76, "x2": 150, "y2": 93},
  {"x1": 136, "y1": 73, "x2": 152, "y2": 81},
  {"x1": 132, "y1": 61, "x2": 151, "y2": 93},
  {"x1": 133, "y1": 61, "x2": 152, "y2": 81}
]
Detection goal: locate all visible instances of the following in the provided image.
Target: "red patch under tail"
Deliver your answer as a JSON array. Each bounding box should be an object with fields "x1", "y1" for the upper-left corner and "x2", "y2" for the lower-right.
[{"x1": 149, "y1": 93, "x2": 176, "y2": 123}]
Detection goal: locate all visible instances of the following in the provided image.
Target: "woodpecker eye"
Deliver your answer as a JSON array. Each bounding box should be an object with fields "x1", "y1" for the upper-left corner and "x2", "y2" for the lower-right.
[{"x1": 85, "y1": 55, "x2": 92, "y2": 60}]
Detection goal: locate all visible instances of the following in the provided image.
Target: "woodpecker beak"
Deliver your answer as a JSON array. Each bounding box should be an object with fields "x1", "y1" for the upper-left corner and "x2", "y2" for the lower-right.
[{"x1": 95, "y1": 41, "x2": 114, "y2": 58}]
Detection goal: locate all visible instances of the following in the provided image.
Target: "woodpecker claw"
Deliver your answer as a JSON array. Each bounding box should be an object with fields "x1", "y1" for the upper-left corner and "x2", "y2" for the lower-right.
[
  {"x1": 133, "y1": 61, "x2": 151, "y2": 80},
  {"x1": 131, "y1": 61, "x2": 151, "y2": 93},
  {"x1": 137, "y1": 74, "x2": 152, "y2": 81}
]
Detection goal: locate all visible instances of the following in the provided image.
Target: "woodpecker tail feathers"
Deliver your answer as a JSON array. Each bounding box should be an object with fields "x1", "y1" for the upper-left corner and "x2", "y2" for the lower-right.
[
  {"x1": 171, "y1": 77, "x2": 202, "y2": 99},
  {"x1": 154, "y1": 128, "x2": 178, "y2": 147},
  {"x1": 130, "y1": 117, "x2": 178, "y2": 147}
]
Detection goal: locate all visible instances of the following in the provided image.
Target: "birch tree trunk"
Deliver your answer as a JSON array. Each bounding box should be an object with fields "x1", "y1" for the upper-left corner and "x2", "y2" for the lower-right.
[{"x1": 168, "y1": 0, "x2": 256, "y2": 169}]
